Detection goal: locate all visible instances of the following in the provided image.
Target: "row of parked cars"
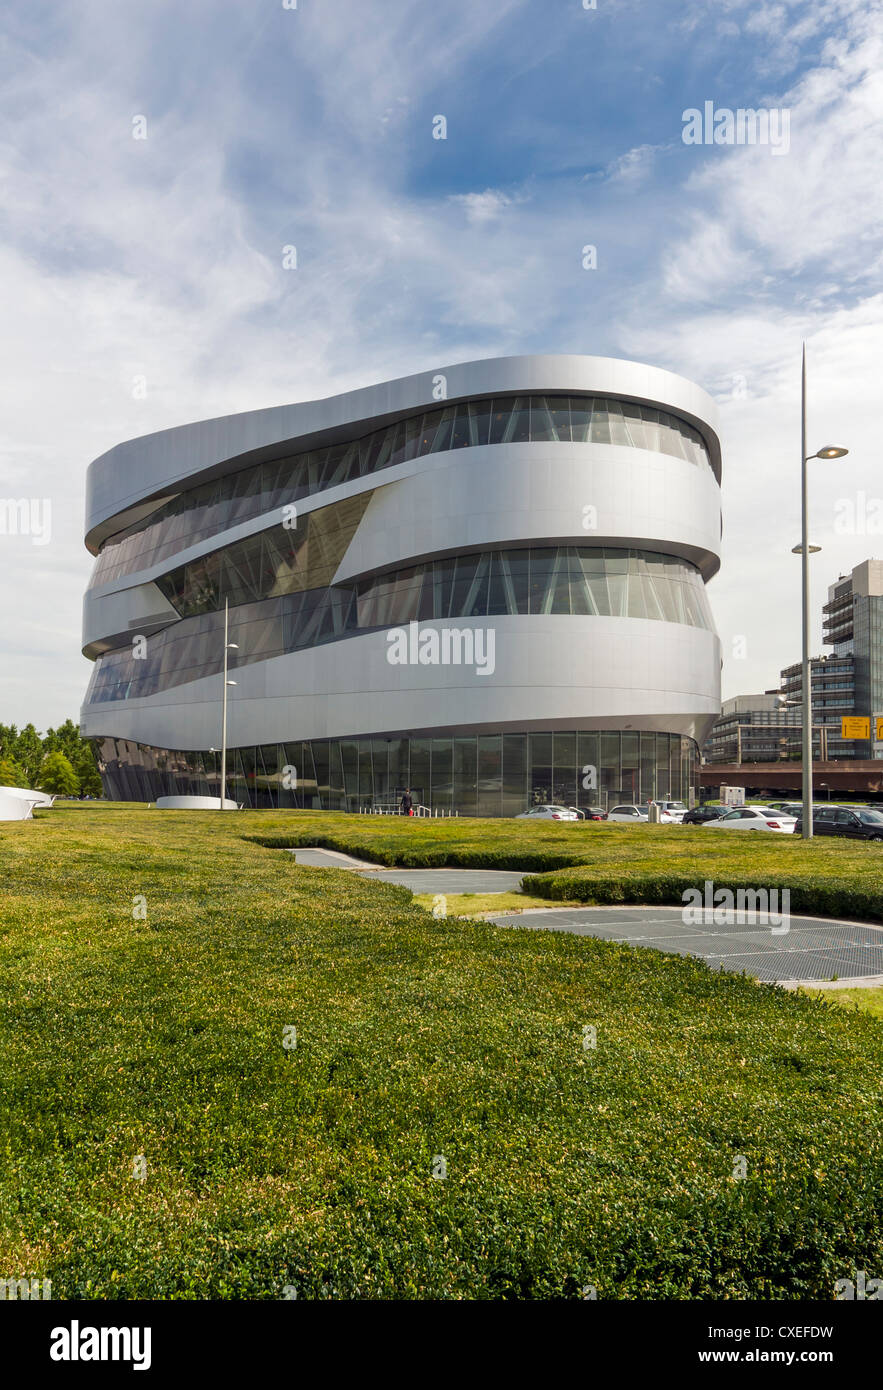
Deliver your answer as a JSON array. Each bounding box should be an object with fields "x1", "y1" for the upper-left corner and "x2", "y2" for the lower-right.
[{"x1": 515, "y1": 800, "x2": 883, "y2": 838}]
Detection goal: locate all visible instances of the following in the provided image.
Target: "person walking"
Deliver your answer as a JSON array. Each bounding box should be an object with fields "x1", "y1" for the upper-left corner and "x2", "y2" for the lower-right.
[{"x1": 400, "y1": 787, "x2": 414, "y2": 816}]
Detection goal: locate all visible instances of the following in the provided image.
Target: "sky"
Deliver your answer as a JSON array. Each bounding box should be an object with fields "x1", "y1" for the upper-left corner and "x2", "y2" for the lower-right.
[{"x1": 1, "y1": 0, "x2": 882, "y2": 731}]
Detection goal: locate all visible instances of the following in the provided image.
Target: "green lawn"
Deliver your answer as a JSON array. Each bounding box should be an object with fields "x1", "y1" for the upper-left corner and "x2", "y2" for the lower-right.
[
  {"x1": 413, "y1": 890, "x2": 569, "y2": 915},
  {"x1": 804, "y1": 987, "x2": 883, "y2": 1019},
  {"x1": 2, "y1": 804, "x2": 883, "y2": 1299}
]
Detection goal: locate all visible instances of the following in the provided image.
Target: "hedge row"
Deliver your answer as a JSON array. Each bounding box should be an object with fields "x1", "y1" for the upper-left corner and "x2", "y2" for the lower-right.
[
  {"x1": 522, "y1": 866, "x2": 883, "y2": 925},
  {"x1": 245, "y1": 831, "x2": 579, "y2": 872}
]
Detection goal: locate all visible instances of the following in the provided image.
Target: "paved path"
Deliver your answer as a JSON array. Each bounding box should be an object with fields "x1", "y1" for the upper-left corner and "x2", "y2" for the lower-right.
[
  {"x1": 287, "y1": 849, "x2": 525, "y2": 893},
  {"x1": 285, "y1": 851, "x2": 883, "y2": 986},
  {"x1": 360, "y1": 868, "x2": 526, "y2": 893},
  {"x1": 486, "y1": 905, "x2": 883, "y2": 985},
  {"x1": 286, "y1": 847, "x2": 380, "y2": 869}
]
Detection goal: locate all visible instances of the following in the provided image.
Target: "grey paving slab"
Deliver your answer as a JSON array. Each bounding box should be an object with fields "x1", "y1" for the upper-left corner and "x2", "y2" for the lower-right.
[
  {"x1": 286, "y1": 853, "x2": 525, "y2": 892},
  {"x1": 286, "y1": 848, "x2": 380, "y2": 869},
  {"x1": 486, "y1": 906, "x2": 883, "y2": 984},
  {"x1": 359, "y1": 868, "x2": 526, "y2": 893}
]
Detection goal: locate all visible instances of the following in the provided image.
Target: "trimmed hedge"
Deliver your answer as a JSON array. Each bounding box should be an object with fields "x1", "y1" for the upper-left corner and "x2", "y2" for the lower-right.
[{"x1": 521, "y1": 866, "x2": 883, "y2": 926}]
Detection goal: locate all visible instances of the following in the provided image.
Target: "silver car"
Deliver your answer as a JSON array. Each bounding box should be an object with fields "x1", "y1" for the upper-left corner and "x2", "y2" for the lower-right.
[
  {"x1": 515, "y1": 804, "x2": 580, "y2": 821},
  {"x1": 702, "y1": 806, "x2": 797, "y2": 833},
  {"x1": 606, "y1": 804, "x2": 650, "y2": 823}
]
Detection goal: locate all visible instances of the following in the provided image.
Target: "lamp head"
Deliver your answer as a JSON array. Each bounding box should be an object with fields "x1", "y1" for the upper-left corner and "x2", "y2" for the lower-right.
[{"x1": 814, "y1": 446, "x2": 848, "y2": 459}]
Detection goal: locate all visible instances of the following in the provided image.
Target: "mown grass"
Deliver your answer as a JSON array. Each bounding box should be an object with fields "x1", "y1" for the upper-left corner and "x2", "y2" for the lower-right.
[
  {"x1": 412, "y1": 890, "x2": 565, "y2": 915},
  {"x1": 803, "y1": 987, "x2": 883, "y2": 1019},
  {"x1": 1, "y1": 804, "x2": 883, "y2": 1300}
]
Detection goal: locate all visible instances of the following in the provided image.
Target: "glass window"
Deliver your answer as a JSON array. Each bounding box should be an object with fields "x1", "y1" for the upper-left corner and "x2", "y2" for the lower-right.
[
  {"x1": 607, "y1": 400, "x2": 631, "y2": 447},
  {"x1": 429, "y1": 408, "x2": 455, "y2": 453},
  {"x1": 502, "y1": 734, "x2": 527, "y2": 815},
  {"x1": 467, "y1": 399, "x2": 492, "y2": 446},
  {"x1": 502, "y1": 550, "x2": 530, "y2": 614},
  {"x1": 490, "y1": 397, "x2": 530, "y2": 444},
  {"x1": 590, "y1": 401, "x2": 611, "y2": 444},
  {"x1": 641, "y1": 407, "x2": 662, "y2": 453},
  {"x1": 528, "y1": 551, "x2": 556, "y2": 614},
  {"x1": 430, "y1": 738, "x2": 453, "y2": 810},
  {"x1": 569, "y1": 397, "x2": 592, "y2": 443},
  {"x1": 449, "y1": 403, "x2": 472, "y2": 449},
  {"x1": 454, "y1": 738, "x2": 477, "y2": 815},
  {"x1": 489, "y1": 398, "x2": 514, "y2": 444},
  {"x1": 621, "y1": 402, "x2": 646, "y2": 450},
  {"x1": 486, "y1": 552, "x2": 510, "y2": 616},
  {"x1": 402, "y1": 413, "x2": 424, "y2": 462}
]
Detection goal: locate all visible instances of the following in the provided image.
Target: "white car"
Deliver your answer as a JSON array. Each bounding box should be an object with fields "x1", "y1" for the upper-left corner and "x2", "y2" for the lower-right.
[
  {"x1": 606, "y1": 804, "x2": 650, "y2": 823},
  {"x1": 654, "y1": 800, "x2": 688, "y2": 823},
  {"x1": 515, "y1": 804, "x2": 580, "y2": 821},
  {"x1": 702, "y1": 806, "x2": 797, "y2": 833}
]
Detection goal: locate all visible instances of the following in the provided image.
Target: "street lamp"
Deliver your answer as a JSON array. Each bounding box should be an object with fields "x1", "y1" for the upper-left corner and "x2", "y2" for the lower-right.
[
  {"x1": 219, "y1": 597, "x2": 239, "y2": 810},
  {"x1": 798, "y1": 343, "x2": 848, "y2": 840}
]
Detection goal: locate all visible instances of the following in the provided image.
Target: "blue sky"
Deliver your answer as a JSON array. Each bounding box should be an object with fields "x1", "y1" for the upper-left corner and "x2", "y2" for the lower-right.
[{"x1": 1, "y1": 0, "x2": 882, "y2": 728}]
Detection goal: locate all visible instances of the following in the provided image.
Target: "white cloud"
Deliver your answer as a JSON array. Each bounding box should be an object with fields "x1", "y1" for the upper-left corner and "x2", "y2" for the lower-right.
[{"x1": 449, "y1": 189, "x2": 516, "y2": 224}]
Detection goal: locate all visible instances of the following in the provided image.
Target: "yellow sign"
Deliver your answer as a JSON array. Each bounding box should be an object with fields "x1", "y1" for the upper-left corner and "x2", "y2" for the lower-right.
[
  {"x1": 877, "y1": 717, "x2": 883, "y2": 742},
  {"x1": 841, "y1": 716, "x2": 870, "y2": 739}
]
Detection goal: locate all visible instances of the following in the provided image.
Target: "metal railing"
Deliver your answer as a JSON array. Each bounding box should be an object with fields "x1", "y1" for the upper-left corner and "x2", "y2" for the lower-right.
[{"x1": 358, "y1": 803, "x2": 459, "y2": 817}]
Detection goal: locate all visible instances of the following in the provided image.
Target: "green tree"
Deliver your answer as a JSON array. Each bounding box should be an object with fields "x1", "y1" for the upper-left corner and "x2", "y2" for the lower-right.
[
  {"x1": 0, "y1": 755, "x2": 28, "y2": 787},
  {"x1": 37, "y1": 751, "x2": 80, "y2": 797},
  {"x1": 74, "y1": 744, "x2": 103, "y2": 798},
  {"x1": 0, "y1": 723, "x2": 20, "y2": 764},
  {"x1": 13, "y1": 724, "x2": 44, "y2": 785},
  {"x1": 43, "y1": 719, "x2": 84, "y2": 763}
]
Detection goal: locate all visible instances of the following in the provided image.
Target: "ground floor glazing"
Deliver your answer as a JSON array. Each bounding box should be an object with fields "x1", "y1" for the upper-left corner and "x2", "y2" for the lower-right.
[{"x1": 95, "y1": 730, "x2": 699, "y2": 815}]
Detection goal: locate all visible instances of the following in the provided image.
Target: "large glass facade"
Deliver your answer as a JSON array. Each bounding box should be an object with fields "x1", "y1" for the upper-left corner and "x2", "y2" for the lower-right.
[
  {"x1": 95, "y1": 730, "x2": 699, "y2": 814},
  {"x1": 88, "y1": 394, "x2": 713, "y2": 589},
  {"x1": 85, "y1": 546, "x2": 714, "y2": 703}
]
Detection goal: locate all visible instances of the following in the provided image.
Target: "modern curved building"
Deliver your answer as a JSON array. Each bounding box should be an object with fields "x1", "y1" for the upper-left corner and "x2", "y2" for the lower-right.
[{"x1": 81, "y1": 355, "x2": 723, "y2": 813}]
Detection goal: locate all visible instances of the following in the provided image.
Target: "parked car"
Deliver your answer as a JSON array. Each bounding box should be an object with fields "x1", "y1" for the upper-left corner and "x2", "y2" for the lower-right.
[
  {"x1": 682, "y1": 805, "x2": 724, "y2": 825},
  {"x1": 767, "y1": 801, "x2": 803, "y2": 817},
  {"x1": 703, "y1": 806, "x2": 797, "y2": 833},
  {"x1": 793, "y1": 805, "x2": 883, "y2": 841},
  {"x1": 581, "y1": 806, "x2": 607, "y2": 821},
  {"x1": 515, "y1": 804, "x2": 580, "y2": 821},
  {"x1": 654, "y1": 800, "x2": 688, "y2": 823},
  {"x1": 607, "y1": 804, "x2": 650, "y2": 823}
]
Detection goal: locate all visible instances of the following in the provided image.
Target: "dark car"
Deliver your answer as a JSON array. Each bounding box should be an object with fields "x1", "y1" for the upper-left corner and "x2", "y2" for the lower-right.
[
  {"x1": 682, "y1": 805, "x2": 724, "y2": 825},
  {"x1": 794, "y1": 805, "x2": 883, "y2": 841},
  {"x1": 581, "y1": 806, "x2": 607, "y2": 821}
]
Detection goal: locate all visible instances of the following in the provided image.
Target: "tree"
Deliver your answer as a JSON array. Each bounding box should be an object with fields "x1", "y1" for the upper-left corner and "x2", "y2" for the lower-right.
[
  {"x1": 74, "y1": 745, "x2": 103, "y2": 798},
  {"x1": 0, "y1": 718, "x2": 104, "y2": 798},
  {"x1": 13, "y1": 724, "x2": 44, "y2": 785},
  {"x1": 37, "y1": 751, "x2": 80, "y2": 797},
  {"x1": 43, "y1": 719, "x2": 84, "y2": 764},
  {"x1": 0, "y1": 755, "x2": 28, "y2": 787}
]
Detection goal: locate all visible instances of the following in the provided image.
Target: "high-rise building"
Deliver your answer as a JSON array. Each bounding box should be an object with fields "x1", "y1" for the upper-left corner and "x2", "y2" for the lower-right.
[
  {"x1": 704, "y1": 558, "x2": 883, "y2": 766},
  {"x1": 822, "y1": 559, "x2": 883, "y2": 759},
  {"x1": 703, "y1": 693, "x2": 800, "y2": 765}
]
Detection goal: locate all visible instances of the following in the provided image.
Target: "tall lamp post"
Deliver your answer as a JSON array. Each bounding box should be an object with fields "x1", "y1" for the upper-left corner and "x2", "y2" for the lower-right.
[
  {"x1": 797, "y1": 343, "x2": 848, "y2": 840},
  {"x1": 219, "y1": 597, "x2": 238, "y2": 810}
]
